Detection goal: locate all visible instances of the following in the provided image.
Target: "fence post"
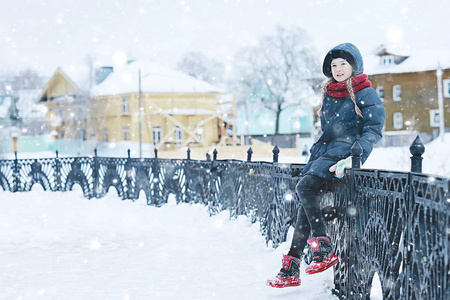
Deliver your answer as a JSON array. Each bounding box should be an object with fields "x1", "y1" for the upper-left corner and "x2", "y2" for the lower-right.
[
  {"x1": 92, "y1": 148, "x2": 100, "y2": 198},
  {"x1": 247, "y1": 148, "x2": 253, "y2": 162},
  {"x1": 152, "y1": 151, "x2": 161, "y2": 206},
  {"x1": 187, "y1": 148, "x2": 191, "y2": 160},
  {"x1": 125, "y1": 149, "x2": 132, "y2": 199},
  {"x1": 273, "y1": 145, "x2": 279, "y2": 163},
  {"x1": 54, "y1": 150, "x2": 62, "y2": 191},
  {"x1": 409, "y1": 135, "x2": 425, "y2": 173},
  {"x1": 13, "y1": 152, "x2": 20, "y2": 192},
  {"x1": 213, "y1": 149, "x2": 218, "y2": 161},
  {"x1": 351, "y1": 140, "x2": 363, "y2": 169}
]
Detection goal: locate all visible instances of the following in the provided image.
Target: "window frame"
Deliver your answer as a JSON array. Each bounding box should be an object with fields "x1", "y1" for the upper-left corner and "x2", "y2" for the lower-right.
[
  {"x1": 443, "y1": 79, "x2": 450, "y2": 98},
  {"x1": 194, "y1": 125, "x2": 204, "y2": 141},
  {"x1": 174, "y1": 126, "x2": 183, "y2": 143},
  {"x1": 381, "y1": 55, "x2": 394, "y2": 65},
  {"x1": 376, "y1": 86, "x2": 385, "y2": 101},
  {"x1": 393, "y1": 85, "x2": 402, "y2": 101},
  {"x1": 122, "y1": 97, "x2": 129, "y2": 114},
  {"x1": 393, "y1": 112, "x2": 403, "y2": 130},
  {"x1": 153, "y1": 126, "x2": 162, "y2": 144},
  {"x1": 122, "y1": 126, "x2": 130, "y2": 141},
  {"x1": 429, "y1": 109, "x2": 440, "y2": 127},
  {"x1": 104, "y1": 128, "x2": 108, "y2": 142}
]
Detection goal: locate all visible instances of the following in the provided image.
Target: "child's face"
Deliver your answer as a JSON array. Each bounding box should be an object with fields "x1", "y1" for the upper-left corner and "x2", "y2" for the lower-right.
[{"x1": 331, "y1": 58, "x2": 353, "y2": 82}]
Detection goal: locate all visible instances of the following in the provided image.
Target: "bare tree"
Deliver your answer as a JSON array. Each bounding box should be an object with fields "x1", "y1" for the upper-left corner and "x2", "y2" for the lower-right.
[
  {"x1": 0, "y1": 68, "x2": 45, "y2": 93},
  {"x1": 233, "y1": 25, "x2": 320, "y2": 134},
  {"x1": 12, "y1": 68, "x2": 45, "y2": 90},
  {"x1": 177, "y1": 51, "x2": 225, "y2": 85}
]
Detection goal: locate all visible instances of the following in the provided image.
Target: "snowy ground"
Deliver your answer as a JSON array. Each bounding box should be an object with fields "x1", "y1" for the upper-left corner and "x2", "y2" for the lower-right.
[
  {"x1": 0, "y1": 134, "x2": 447, "y2": 299},
  {"x1": 0, "y1": 188, "x2": 339, "y2": 300}
]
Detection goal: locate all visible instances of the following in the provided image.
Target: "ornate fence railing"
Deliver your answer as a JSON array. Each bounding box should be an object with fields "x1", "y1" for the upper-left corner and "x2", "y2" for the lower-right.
[{"x1": 0, "y1": 137, "x2": 449, "y2": 299}]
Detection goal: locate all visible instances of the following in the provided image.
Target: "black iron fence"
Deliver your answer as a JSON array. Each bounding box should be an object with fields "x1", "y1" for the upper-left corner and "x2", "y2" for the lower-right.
[{"x1": 0, "y1": 136, "x2": 449, "y2": 299}]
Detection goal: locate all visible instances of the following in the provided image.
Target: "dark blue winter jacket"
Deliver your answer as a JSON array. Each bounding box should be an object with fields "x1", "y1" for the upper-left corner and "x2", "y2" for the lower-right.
[{"x1": 300, "y1": 43, "x2": 386, "y2": 181}]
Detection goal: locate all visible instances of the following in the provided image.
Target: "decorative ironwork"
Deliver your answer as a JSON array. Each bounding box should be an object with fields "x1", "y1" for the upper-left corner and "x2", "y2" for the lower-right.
[{"x1": 1, "y1": 136, "x2": 448, "y2": 299}]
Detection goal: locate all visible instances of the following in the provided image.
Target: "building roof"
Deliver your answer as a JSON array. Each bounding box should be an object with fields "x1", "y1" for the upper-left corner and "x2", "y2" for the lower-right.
[
  {"x1": 59, "y1": 65, "x2": 92, "y2": 92},
  {"x1": 90, "y1": 61, "x2": 223, "y2": 96},
  {"x1": 365, "y1": 47, "x2": 450, "y2": 75}
]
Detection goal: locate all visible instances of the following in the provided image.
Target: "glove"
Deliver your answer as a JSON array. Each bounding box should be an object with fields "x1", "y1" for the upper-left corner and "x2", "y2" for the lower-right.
[{"x1": 329, "y1": 157, "x2": 352, "y2": 178}]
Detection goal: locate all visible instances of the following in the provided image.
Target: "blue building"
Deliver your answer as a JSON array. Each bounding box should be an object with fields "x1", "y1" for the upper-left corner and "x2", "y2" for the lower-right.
[{"x1": 235, "y1": 87, "x2": 316, "y2": 147}]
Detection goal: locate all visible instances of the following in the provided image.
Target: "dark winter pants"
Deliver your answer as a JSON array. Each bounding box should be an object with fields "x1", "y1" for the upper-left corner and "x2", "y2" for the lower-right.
[{"x1": 288, "y1": 174, "x2": 329, "y2": 259}]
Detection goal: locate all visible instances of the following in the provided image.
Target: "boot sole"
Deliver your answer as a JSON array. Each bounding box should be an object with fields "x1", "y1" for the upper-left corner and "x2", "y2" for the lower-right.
[
  {"x1": 266, "y1": 281, "x2": 301, "y2": 288},
  {"x1": 305, "y1": 258, "x2": 338, "y2": 275}
]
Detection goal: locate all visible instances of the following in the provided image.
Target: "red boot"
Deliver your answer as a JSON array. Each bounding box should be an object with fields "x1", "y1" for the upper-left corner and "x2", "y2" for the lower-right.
[
  {"x1": 305, "y1": 236, "x2": 338, "y2": 275},
  {"x1": 266, "y1": 254, "x2": 301, "y2": 288}
]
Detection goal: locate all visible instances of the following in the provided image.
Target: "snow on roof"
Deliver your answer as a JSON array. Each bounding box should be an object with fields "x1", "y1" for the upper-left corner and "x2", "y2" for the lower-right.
[
  {"x1": 59, "y1": 64, "x2": 92, "y2": 92},
  {"x1": 366, "y1": 47, "x2": 450, "y2": 75},
  {"x1": 91, "y1": 61, "x2": 224, "y2": 96},
  {"x1": 290, "y1": 108, "x2": 309, "y2": 118}
]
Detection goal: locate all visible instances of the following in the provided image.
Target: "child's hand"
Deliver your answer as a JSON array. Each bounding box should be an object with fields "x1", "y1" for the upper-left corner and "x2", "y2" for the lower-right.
[{"x1": 329, "y1": 157, "x2": 352, "y2": 178}]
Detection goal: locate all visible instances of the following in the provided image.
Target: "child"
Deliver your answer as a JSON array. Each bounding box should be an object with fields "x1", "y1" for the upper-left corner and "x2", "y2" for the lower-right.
[{"x1": 267, "y1": 43, "x2": 386, "y2": 288}]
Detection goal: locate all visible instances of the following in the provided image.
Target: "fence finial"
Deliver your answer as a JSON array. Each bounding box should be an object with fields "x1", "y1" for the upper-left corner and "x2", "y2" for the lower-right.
[
  {"x1": 154, "y1": 147, "x2": 158, "y2": 159},
  {"x1": 410, "y1": 135, "x2": 425, "y2": 173},
  {"x1": 247, "y1": 148, "x2": 253, "y2": 162},
  {"x1": 187, "y1": 148, "x2": 191, "y2": 160},
  {"x1": 127, "y1": 149, "x2": 131, "y2": 158},
  {"x1": 273, "y1": 145, "x2": 280, "y2": 163},
  {"x1": 213, "y1": 149, "x2": 218, "y2": 161}
]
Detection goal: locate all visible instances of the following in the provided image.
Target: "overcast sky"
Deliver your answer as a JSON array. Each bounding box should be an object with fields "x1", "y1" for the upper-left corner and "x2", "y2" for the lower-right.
[{"x1": 1, "y1": 0, "x2": 449, "y2": 77}]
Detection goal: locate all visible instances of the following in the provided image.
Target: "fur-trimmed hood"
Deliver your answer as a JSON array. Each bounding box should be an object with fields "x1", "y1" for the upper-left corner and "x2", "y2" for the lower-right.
[{"x1": 322, "y1": 43, "x2": 364, "y2": 78}]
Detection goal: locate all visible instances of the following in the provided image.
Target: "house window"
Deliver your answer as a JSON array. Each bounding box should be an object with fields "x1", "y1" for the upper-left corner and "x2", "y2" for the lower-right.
[
  {"x1": 81, "y1": 130, "x2": 87, "y2": 141},
  {"x1": 123, "y1": 126, "x2": 130, "y2": 141},
  {"x1": 444, "y1": 79, "x2": 450, "y2": 98},
  {"x1": 376, "y1": 86, "x2": 384, "y2": 101},
  {"x1": 104, "y1": 128, "x2": 109, "y2": 142},
  {"x1": 429, "y1": 109, "x2": 440, "y2": 127},
  {"x1": 153, "y1": 126, "x2": 162, "y2": 144},
  {"x1": 393, "y1": 85, "x2": 402, "y2": 101},
  {"x1": 122, "y1": 97, "x2": 129, "y2": 114},
  {"x1": 393, "y1": 112, "x2": 403, "y2": 130},
  {"x1": 194, "y1": 125, "x2": 204, "y2": 141},
  {"x1": 381, "y1": 55, "x2": 394, "y2": 65},
  {"x1": 175, "y1": 126, "x2": 183, "y2": 143}
]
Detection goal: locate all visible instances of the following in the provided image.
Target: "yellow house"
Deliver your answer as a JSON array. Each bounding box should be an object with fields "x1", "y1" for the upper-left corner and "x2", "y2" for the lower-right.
[
  {"x1": 36, "y1": 65, "x2": 94, "y2": 140},
  {"x1": 37, "y1": 61, "x2": 236, "y2": 150}
]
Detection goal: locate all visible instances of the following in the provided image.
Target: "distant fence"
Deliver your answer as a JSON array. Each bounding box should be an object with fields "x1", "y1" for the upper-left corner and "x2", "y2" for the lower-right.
[{"x1": 0, "y1": 136, "x2": 448, "y2": 300}]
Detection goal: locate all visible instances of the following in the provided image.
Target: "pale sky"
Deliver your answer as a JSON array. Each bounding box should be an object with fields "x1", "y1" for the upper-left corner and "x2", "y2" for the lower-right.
[{"x1": 1, "y1": 0, "x2": 449, "y2": 77}]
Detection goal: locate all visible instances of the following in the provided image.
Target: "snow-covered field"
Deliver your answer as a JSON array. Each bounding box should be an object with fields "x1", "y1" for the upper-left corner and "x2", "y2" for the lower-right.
[{"x1": 0, "y1": 188, "x2": 339, "y2": 300}]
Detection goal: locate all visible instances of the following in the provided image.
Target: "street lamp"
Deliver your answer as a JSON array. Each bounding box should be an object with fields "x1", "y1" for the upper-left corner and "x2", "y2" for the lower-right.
[
  {"x1": 436, "y1": 63, "x2": 445, "y2": 141},
  {"x1": 138, "y1": 69, "x2": 142, "y2": 158}
]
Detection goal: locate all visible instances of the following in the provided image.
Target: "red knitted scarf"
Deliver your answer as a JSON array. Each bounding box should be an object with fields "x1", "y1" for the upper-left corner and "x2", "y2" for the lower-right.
[{"x1": 326, "y1": 74, "x2": 372, "y2": 98}]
